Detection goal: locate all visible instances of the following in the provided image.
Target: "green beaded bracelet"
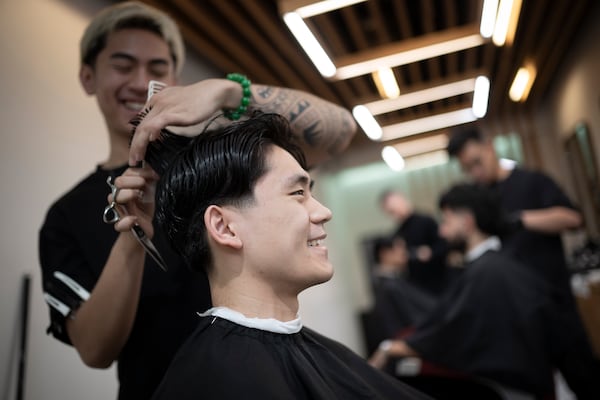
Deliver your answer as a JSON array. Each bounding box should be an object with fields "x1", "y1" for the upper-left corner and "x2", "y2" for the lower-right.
[{"x1": 223, "y1": 73, "x2": 251, "y2": 121}]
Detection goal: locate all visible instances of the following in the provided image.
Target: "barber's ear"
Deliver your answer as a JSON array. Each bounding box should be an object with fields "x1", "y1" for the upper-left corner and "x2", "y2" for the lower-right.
[
  {"x1": 204, "y1": 205, "x2": 242, "y2": 249},
  {"x1": 79, "y1": 64, "x2": 96, "y2": 95}
]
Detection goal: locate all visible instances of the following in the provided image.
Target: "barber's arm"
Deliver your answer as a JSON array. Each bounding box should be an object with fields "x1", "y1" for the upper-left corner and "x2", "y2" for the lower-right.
[
  {"x1": 520, "y1": 206, "x2": 582, "y2": 234},
  {"x1": 65, "y1": 166, "x2": 158, "y2": 368},
  {"x1": 129, "y1": 78, "x2": 356, "y2": 168}
]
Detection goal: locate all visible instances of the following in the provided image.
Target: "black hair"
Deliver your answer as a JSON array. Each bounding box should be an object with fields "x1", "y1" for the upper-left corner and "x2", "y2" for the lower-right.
[
  {"x1": 446, "y1": 128, "x2": 484, "y2": 157},
  {"x1": 154, "y1": 112, "x2": 307, "y2": 272},
  {"x1": 372, "y1": 236, "x2": 396, "y2": 265},
  {"x1": 438, "y1": 183, "x2": 506, "y2": 236}
]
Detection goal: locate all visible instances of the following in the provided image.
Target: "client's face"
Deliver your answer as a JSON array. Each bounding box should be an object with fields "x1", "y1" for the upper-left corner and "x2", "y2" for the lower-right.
[
  {"x1": 439, "y1": 208, "x2": 468, "y2": 252},
  {"x1": 235, "y1": 146, "x2": 334, "y2": 293}
]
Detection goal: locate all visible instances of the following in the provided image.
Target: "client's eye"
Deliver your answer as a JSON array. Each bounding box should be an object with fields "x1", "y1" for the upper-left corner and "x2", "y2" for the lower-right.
[{"x1": 291, "y1": 189, "x2": 305, "y2": 196}]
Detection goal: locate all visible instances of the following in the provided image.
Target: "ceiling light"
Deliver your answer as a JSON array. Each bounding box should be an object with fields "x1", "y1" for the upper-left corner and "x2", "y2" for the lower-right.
[
  {"x1": 372, "y1": 68, "x2": 400, "y2": 99},
  {"x1": 364, "y1": 77, "x2": 477, "y2": 115},
  {"x1": 381, "y1": 146, "x2": 405, "y2": 171},
  {"x1": 289, "y1": 0, "x2": 368, "y2": 18},
  {"x1": 381, "y1": 108, "x2": 477, "y2": 141},
  {"x1": 472, "y1": 76, "x2": 490, "y2": 118},
  {"x1": 480, "y1": 0, "x2": 499, "y2": 38},
  {"x1": 509, "y1": 63, "x2": 536, "y2": 102},
  {"x1": 334, "y1": 30, "x2": 484, "y2": 80},
  {"x1": 282, "y1": 12, "x2": 336, "y2": 77},
  {"x1": 352, "y1": 105, "x2": 382, "y2": 140},
  {"x1": 392, "y1": 134, "x2": 449, "y2": 158},
  {"x1": 493, "y1": 0, "x2": 522, "y2": 46}
]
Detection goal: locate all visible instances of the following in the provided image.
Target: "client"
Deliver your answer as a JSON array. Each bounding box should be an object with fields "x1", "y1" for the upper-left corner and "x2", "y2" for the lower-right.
[{"x1": 144, "y1": 112, "x2": 431, "y2": 399}]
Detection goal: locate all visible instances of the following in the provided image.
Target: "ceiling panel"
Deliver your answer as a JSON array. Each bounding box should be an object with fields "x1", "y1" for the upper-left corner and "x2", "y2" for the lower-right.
[{"x1": 140, "y1": 0, "x2": 592, "y2": 154}]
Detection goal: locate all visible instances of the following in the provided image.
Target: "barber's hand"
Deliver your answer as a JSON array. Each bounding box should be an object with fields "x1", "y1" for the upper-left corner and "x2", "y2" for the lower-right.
[
  {"x1": 129, "y1": 79, "x2": 241, "y2": 165},
  {"x1": 108, "y1": 165, "x2": 159, "y2": 238},
  {"x1": 368, "y1": 346, "x2": 390, "y2": 370}
]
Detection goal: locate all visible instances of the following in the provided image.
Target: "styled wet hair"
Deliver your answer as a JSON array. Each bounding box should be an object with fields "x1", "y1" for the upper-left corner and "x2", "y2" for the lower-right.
[
  {"x1": 80, "y1": 1, "x2": 185, "y2": 76},
  {"x1": 372, "y1": 236, "x2": 397, "y2": 265},
  {"x1": 446, "y1": 129, "x2": 484, "y2": 157},
  {"x1": 438, "y1": 183, "x2": 505, "y2": 236},
  {"x1": 155, "y1": 112, "x2": 307, "y2": 271}
]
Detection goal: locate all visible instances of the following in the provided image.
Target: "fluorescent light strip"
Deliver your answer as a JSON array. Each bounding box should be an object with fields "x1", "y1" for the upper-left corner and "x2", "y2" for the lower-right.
[
  {"x1": 509, "y1": 63, "x2": 536, "y2": 102},
  {"x1": 334, "y1": 34, "x2": 484, "y2": 80},
  {"x1": 294, "y1": 0, "x2": 368, "y2": 18},
  {"x1": 381, "y1": 146, "x2": 405, "y2": 171},
  {"x1": 283, "y1": 12, "x2": 336, "y2": 77},
  {"x1": 372, "y1": 68, "x2": 400, "y2": 99},
  {"x1": 480, "y1": 0, "x2": 499, "y2": 38},
  {"x1": 472, "y1": 76, "x2": 490, "y2": 118},
  {"x1": 381, "y1": 108, "x2": 477, "y2": 141},
  {"x1": 365, "y1": 78, "x2": 476, "y2": 115},
  {"x1": 492, "y1": 0, "x2": 521, "y2": 46},
  {"x1": 352, "y1": 105, "x2": 382, "y2": 140}
]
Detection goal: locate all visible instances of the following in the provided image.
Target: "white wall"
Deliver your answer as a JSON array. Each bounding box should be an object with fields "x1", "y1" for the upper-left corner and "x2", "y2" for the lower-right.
[
  {"x1": 545, "y1": 1, "x2": 600, "y2": 161},
  {"x1": 0, "y1": 1, "x2": 218, "y2": 399}
]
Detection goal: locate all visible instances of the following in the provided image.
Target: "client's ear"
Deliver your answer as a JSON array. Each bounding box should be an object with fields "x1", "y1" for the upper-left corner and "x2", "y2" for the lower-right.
[{"x1": 204, "y1": 205, "x2": 242, "y2": 249}]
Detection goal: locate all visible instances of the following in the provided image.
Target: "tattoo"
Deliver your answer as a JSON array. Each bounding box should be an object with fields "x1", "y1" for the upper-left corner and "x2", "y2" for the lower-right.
[
  {"x1": 256, "y1": 86, "x2": 273, "y2": 99},
  {"x1": 289, "y1": 100, "x2": 310, "y2": 122},
  {"x1": 327, "y1": 112, "x2": 354, "y2": 155},
  {"x1": 303, "y1": 120, "x2": 322, "y2": 146}
]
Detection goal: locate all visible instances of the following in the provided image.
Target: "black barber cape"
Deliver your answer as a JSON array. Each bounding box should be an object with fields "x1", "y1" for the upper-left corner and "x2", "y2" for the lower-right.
[
  {"x1": 405, "y1": 246, "x2": 600, "y2": 398},
  {"x1": 152, "y1": 307, "x2": 431, "y2": 400}
]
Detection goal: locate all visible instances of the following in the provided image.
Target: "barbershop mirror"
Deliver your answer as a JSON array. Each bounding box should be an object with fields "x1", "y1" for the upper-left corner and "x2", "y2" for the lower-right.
[{"x1": 564, "y1": 122, "x2": 600, "y2": 238}]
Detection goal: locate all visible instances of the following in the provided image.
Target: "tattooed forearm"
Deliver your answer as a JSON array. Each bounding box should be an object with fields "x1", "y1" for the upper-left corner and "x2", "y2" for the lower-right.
[
  {"x1": 289, "y1": 100, "x2": 310, "y2": 122},
  {"x1": 249, "y1": 84, "x2": 357, "y2": 164}
]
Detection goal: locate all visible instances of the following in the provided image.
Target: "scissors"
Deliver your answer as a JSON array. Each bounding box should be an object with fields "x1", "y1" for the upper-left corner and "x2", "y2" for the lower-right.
[{"x1": 103, "y1": 175, "x2": 168, "y2": 272}]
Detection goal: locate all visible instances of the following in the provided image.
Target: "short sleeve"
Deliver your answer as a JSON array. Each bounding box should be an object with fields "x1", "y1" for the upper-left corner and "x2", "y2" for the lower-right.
[
  {"x1": 39, "y1": 202, "x2": 97, "y2": 345},
  {"x1": 533, "y1": 171, "x2": 575, "y2": 210}
]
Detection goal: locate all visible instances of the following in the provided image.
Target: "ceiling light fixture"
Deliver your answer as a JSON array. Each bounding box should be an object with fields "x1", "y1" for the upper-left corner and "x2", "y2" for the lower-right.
[
  {"x1": 381, "y1": 108, "x2": 477, "y2": 141},
  {"x1": 392, "y1": 134, "x2": 449, "y2": 158},
  {"x1": 493, "y1": 0, "x2": 522, "y2": 46},
  {"x1": 381, "y1": 146, "x2": 405, "y2": 171},
  {"x1": 334, "y1": 30, "x2": 484, "y2": 80},
  {"x1": 288, "y1": 0, "x2": 368, "y2": 18},
  {"x1": 282, "y1": 12, "x2": 336, "y2": 77},
  {"x1": 509, "y1": 62, "x2": 536, "y2": 102},
  {"x1": 480, "y1": 0, "x2": 499, "y2": 38},
  {"x1": 364, "y1": 77, "x2": 477, "y2": 115},
  {"x1": 472, "y1": 76, "x2": 490, "y2": 118},
  {"x1": 352, "y1": 105, "x2": 382, "y2": 140},
  {"x1": 372, "y1": 68, "x2": 400, "y2": 99}
]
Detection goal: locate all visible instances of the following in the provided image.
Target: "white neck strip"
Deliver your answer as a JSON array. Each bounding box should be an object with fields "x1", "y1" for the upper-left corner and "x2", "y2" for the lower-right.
[
  {"x1": 465, "y1": 236, "x2": 501, "y2": 263},
  {"x1": 198, "y1": 306, "x2": 302, "y2": 334}
]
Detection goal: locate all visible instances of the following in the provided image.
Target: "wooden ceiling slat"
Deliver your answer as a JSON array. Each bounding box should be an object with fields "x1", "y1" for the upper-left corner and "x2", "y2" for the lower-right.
[
  {"x1": 392, "y1": 0, "x2": 425, "y2": 89},
  {"x1": 139, "y1": 1, "x2": 592, "y2": 155},
  {"x1": 492, "y1": 0, "x2": 550, "y2": 119},
  {"x1": 238, "y1": 0, "x2": 346, "y2": 104},
  {"x1": 170, "y1": 0, "x2": 268, "y2": 81},
  {"x1": 211, "y1": 0, "x2": 306, "y2": 89},
  {"x1": 421, "y1": 0, "x2": 442, "y2": 82},
  {"x1": 325, "y1": 9, "x2": 373, "y2": 100},
  {"x1": 443, "y1": 0, "x2": 459, "y2": 107},
  {"x1": 530, "y1": 0, "x2": 589, "y2": 106},
  {"x1": 340, "y1": 6, "x2": 369, "y2": 49}
]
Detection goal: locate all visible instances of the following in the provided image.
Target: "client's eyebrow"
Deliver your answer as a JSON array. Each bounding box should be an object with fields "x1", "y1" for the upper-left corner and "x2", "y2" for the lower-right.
[{"x1": 285, "y1": 173, "x2": 314, "y2": 190}]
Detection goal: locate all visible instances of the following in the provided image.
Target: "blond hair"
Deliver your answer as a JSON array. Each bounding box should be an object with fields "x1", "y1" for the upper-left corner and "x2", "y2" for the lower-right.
[{"x1": 80, "y1": 1, "x2": 185, "y2": 76}]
